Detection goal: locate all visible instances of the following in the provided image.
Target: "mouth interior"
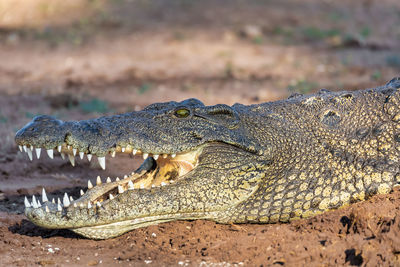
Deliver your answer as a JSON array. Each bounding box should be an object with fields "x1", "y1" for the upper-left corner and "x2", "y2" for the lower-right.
[
  {"x1": 19, "y1": 143, "x2": 203, "y2": 211},
  {"x1": 86, "y1": 147, "x2": 202, "y2": 206}
]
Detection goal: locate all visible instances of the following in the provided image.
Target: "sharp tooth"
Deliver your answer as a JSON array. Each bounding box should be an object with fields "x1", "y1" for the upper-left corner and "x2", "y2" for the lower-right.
[
  {"x1": 70, "y1": 196, "x2": 74, "y2": 202},
  {"x1": 63, "y1": 193, "x2": 70, "y2": 207},
  {"x1": 46, "y1": 149, "x2": 54, "y2": 159},
  {"x1": 98, "y1": 156, "x2": 106, "y2": 170},
  {"x1": 45, "y1": 206, "x2": 50, "y2": 213},
  {"x1": 106, "y1": 177, "x2": 111, "y2": 183},
  {"x1": 32, "y1": 195, "x2": 38, "y2": 208},
  {"x1": 96, "y1": 176, "x2": 102, "y2": 185},
  {"x1": 123, "y1": 175, "x2": 128, "y2": 179},
  {"x1": 122, "y1": 147, "x2": 125, "y2": 153},
  {"x1": 128, "y1": 180, "x2": 134, "y2": 190},
  {"x1": 111, "y1": 151, "x2": 116, "y2": 157},
  {"x1": 171, "y1": 154, "x2": 176, "y2": 158},
  {"x1": 132, "y1": 149, "x2": 137, "y2": 155},
  {"x1": 96, "y1": 202, "x2": 101, "y2": 207},
  {"x1": 42, "y1": 188, "x2": 48, "y2": 202},
  {"x1": 109, "y1": 194, "x2": 114, "y2": 200},
  {"x1": 68, "y1": 154, "x2": 75, "y2": 166},
  {"x1": 79, "y1": 151, "x2": 84, "y2": 159},
  {"x1": 19, "y1": 145, "x2": 23, "y2": 152},
  {"x1": 23, "y1": 145, "x2": 27, "y2": 152},
  {"x1": 52, "y1": 198, "x2": 55, "y2": 204},
  {"x1": 37, "y1": 200, "x2": 41, "y2": 207},
  {"x1": 57, "y1": 198, "x2": 61, "y2": 205},
  {"x1": 153, "y1": 154, "x2": 159, "y2": 160},
  {"x1": 87, "y1": 154, "x2": 92, "y2": 162},
  {"x1": 57, "y1": 145, "x2": 62, "y2": 152},
  {"x1": 73, "y1": 203, "x2": 77, "y2": 207},
  {"x1": 151, "y1": 184, "x2": 155, "y2": 188},
  {"x1": 115, "y1": 177, "x2": 120, "y2": 182},
  {"x1": 118, "y1": 185, "x2": 124, "y2": 194},
  {"x1": 24, "y1": 196, "x2": 31, "y2": 208},
  {"x1": 161, "y1": 182, "x2": 167, "y2": 186},
  {"x1": 72, "y1": 148, "x2": 77, "y2": 156},
  {"x1": 80, "y1": 203, "x2": 84, "y2": 208},
  {"x1": 27, "y1": 147, "x2": 33, "y2": 161},
  {"x1": 57, "y1": 203, "x2": 62, "y2": 211},
  {"x1": 162, "y1": 154, "x2": 168, "y2": 159},
  {"x1": 143, "y1": 153, "x2": 148, "y2": 159},
  {"x1": 80, "y1": 189, "x2": 85, "y2": 196},
  {"x1": 61, "y1": 153, "x2": 65, "y2": 160},
  {"x1": 88, "y1": 202, "x2": 92, "y2": 208},
  {"x1": 140, "y1": 184, "x2": 145, "y2": 189},
  {"x1": 67, "y1": 145, "x2": 71, "y2": 150},
  {"x1": 88, "y1": 180, "x2": 93, "y2": 189},
  {"x1": 35, "y1": 148, "x2": 41, "y2": 159}
]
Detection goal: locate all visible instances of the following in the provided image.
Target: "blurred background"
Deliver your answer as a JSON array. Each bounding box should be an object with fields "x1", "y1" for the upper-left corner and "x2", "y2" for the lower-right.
[
  {"x1": 0, "y1": 0, "x2": 399, "y2": 176},
  {"x1": 1, "y1": 0, "x2": 400, "y2": 108}
]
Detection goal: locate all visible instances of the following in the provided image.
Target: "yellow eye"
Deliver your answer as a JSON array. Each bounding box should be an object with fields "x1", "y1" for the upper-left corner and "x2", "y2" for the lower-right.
[{"x1": 175, "y1": 108, "x2": 190, "y2": 118}]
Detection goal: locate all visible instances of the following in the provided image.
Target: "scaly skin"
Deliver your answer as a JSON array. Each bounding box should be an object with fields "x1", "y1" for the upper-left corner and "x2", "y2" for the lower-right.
[{"x1": 15, "y1": 78, "x2": 400, "y2": 239}]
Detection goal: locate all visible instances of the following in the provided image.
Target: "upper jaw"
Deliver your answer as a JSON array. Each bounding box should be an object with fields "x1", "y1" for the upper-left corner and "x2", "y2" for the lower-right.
[
  {"x1": 15, "y1": 114, "x2": 203, "y2": 159},
  {"x1": 15, "y1": 114, "x2": 203, "y2": 170}
]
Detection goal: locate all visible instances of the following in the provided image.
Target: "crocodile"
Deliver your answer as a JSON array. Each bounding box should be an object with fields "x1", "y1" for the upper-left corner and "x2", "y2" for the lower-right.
[{"x1": 15, "y1": 78, "x2": 400, "y2": 239}]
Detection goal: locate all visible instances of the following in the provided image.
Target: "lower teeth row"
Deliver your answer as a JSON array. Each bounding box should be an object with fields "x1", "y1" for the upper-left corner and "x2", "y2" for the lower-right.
[{"x1": 24, "y1": 175, "x2": 175, "y2": 212}]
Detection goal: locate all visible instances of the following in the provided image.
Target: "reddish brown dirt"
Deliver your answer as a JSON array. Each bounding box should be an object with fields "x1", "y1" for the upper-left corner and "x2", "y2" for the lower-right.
[{"x1": 1, "y1": 0, "x2": 400, "y2": 266}]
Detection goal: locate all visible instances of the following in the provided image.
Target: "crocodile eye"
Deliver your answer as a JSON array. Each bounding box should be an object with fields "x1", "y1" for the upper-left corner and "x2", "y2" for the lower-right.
[{"x1": 175, "y1": 108, "x2": 190, "y2": 118}]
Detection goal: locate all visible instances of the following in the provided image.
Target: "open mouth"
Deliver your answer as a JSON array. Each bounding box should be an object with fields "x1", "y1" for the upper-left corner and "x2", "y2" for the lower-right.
[{"x1": 20, "y1": 143, "x2": 203, "y2": 214}]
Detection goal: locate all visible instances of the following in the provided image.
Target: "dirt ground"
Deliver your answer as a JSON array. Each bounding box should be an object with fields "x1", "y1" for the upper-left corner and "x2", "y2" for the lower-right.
[{"x1": 1, "y1": 0, "x2": 400, "y2": 266}]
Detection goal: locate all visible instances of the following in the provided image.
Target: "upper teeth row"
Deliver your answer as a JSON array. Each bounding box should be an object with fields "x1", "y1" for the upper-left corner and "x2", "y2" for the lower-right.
[{"x1": 18, "y1": 144, "x2": 177, "y2": 170}]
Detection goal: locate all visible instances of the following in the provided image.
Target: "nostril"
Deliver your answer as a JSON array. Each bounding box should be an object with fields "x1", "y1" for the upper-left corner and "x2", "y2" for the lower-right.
[{"x1": 191, "y1": 132, "x2": 203, "y2": 141}]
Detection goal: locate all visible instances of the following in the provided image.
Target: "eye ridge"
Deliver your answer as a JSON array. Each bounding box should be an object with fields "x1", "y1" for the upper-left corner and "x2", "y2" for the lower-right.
[{"x1": 174, "y1": 108, "x2": 190, "y2": 118}]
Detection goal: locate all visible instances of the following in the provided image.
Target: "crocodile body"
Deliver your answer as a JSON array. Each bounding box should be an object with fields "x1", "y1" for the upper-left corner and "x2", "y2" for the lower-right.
[{"x1": 15, "y1": 78, "x2": 400, "y2": 239}]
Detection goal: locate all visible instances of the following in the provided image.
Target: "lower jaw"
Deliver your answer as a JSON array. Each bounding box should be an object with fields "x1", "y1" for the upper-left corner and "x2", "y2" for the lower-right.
[{"x1": 23, "y1": 154, "x2": 203, "y2": 234}]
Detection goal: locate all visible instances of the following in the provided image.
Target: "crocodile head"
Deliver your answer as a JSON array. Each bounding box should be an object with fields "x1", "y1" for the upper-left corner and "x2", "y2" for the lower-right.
[{"x1": 15, "y1": 98, "x2": 269, "y2": 239}]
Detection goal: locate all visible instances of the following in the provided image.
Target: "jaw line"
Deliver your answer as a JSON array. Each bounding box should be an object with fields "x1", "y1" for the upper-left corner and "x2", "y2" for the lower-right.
[
  {"x1": 71, "y1": 211, "x2": 223, "y2": 239},
  {"x1": 23, "y1": 142, "x2": 261, "y2": 239}
]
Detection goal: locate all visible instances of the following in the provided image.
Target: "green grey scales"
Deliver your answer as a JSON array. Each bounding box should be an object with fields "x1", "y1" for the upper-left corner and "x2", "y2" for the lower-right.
[{"x1": 15, "y1": 78, "x2": 400, "y2": 239}]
